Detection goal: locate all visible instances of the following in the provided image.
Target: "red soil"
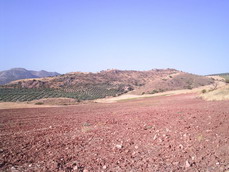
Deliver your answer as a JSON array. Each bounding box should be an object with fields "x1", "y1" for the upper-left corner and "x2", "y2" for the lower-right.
[{"x1": 0, "y1": 94, "x2": 229, "y2": 172}]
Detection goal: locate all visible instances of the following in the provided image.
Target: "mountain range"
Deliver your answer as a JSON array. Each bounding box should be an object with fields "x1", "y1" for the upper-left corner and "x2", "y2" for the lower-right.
[{"x1": 0, "y1": 68, "x2": 60, "y2": 85}]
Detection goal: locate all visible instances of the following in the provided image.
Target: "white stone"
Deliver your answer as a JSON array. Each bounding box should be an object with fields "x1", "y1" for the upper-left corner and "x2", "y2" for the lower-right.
[
  {"x1": 185, "y1": 160, "x2": 190, "y2": 168},
  {"x1": 73, "y1": 165, "x2": 78, "y2": 170},
  {"x1": 115, "y1": 144, "x2": 122, "y2": 149}
]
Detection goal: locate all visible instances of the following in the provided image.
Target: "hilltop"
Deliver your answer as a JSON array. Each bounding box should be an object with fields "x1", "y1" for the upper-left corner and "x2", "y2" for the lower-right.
[{"x1": 7, "y1": 69, "x2": 213, "y2": 92}]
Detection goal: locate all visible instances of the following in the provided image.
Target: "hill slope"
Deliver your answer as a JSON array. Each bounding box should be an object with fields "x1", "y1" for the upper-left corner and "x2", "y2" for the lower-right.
[
  {"x1": 7, "y1": 68, "x2": 214, "y2": 92},
  {"x1": 0, "y1": 69, "x2": 214, "y2": 102},
  {"x1": 0, "y1": 68, "x2": 60, "y2": 85}
]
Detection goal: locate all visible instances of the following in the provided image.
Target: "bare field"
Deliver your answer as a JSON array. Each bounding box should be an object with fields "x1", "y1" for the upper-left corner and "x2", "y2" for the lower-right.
[{"x1": 0, "y1": 93, "x2": 229, "y2": 171}]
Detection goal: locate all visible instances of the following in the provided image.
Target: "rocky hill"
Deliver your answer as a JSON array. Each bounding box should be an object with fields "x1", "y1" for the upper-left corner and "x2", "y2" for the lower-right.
[
  {"x1": 0, "y1": 68, "x2": 60, "y2": 85},
  {"x1": 7, "y1": 68, "x2": 213, "y2": 92},
  {"x1": 0, "y1": 68, "x2": 214, "y2": 102}
]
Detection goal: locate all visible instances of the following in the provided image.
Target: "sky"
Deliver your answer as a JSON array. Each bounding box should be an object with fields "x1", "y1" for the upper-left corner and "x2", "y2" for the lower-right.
[{"x1": 0, "y1": 0, "x2": 228, "y2": 75}]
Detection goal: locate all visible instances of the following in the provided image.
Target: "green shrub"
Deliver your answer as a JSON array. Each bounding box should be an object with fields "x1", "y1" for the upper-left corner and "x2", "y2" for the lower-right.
[
  {"x1": 0, "y1": 84, "x2": 125, "y2": 102},
  {"x1": 158, "y1": 89, "x2": 164, "y2": 92},
  {"x1": 35, "y1": 102, "x2": 44, "y2": 105},
  {"x1": 150, "y1": 90, "x2": 158, "y2": 94},
  {"x1": 202, "y1": 89, "x2": 207, "y2": 93},
  {"x1": 225, "y1": 79, "x2": 229, "y2": 84},
  {"x1": 187, "y1": 85, "x2": 193, "y2": 90}
]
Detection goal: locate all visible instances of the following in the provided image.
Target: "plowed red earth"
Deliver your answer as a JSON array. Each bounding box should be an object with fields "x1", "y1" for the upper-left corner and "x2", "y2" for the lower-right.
[{"x1": 0, "y1": 94, "x2": 229, "y2": 172}]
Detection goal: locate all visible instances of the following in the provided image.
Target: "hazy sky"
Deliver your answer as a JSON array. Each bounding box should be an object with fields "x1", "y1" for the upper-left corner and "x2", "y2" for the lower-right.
[{"x1": 0, "y1": 0, "x2": 228, "y2": 75}]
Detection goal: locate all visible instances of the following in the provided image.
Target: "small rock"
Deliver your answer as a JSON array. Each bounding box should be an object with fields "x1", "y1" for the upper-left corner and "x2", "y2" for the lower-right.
[
  {"x1": 115, "y1": 144, "x2": 122, "y2": 149},
  {"x1": 153, "y1": 134, "x2": 157, "y2": 140},
  {"x1": 103, "y1": 165, "x2": 107, "y2": 169},
  {"x1": 73, "y1": 166, "x2": 78, "y2": 170},
  {"x1": 11, "y1": 167, "x2": 19, "y2": 172},
  {"x1": 173, "y1": 162, "x2": 179, "y2": 165},
  {"x1": 216, "y1": 162, "x2": 220, "y2": 165},
  {"x1": 72, "y1": 161, "x2": 78, "y2": 165},
  {"x1": 124, "y1": 149, "x2": 129, "y2": 153},
  {"x1": 135, "y1": 145, "x2": 138, "y2": 149},
  {"x1": 179, "y1": 144, "x2": 184, "y2": 149},
  {"x1": 83, "y1": 169, "x2": 88, "y2": 172},
  {"x1": 185, "y1": 160, "x2": 190, "y2": 168}
]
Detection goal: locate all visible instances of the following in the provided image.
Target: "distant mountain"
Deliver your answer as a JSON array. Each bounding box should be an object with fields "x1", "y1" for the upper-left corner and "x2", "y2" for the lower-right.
[
  {"x1": 208, "y1": 73, "x2": 229, "y2": 76},
  {"x1": 0, "y1": 68, "x2": 60, "y2": 85},
  {"x1": 30, "y1": 70, "x2": 60, "y2": 78}
]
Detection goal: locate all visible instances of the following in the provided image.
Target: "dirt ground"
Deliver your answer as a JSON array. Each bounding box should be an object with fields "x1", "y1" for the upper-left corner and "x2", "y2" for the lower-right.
[{"x1": 0, "y1": 93, "x2": 229, "y2": 172}]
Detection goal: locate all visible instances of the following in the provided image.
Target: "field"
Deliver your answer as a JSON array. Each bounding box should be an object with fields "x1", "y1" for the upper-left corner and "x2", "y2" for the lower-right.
[
  {"x1": 0, "y1": 85, "x2": 124, "y2": 102},
  {"x1": 0, "y1": 93, "x2": 229, "y2": 171}
]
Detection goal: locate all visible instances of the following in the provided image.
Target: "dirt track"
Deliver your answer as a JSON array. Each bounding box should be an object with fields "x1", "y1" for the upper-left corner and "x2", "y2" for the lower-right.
[{"x1": 0, "y1": 94, "x2": 229, "y2": 172}]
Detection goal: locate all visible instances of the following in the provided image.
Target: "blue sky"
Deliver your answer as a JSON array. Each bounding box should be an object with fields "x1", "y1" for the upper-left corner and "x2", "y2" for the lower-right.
[{"x1": 0, "y1": 0, "x2": 228, "y2": 75}]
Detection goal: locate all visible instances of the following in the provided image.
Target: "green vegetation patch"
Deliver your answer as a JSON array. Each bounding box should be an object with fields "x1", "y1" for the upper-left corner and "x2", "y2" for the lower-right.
[
  {"x1": 35, "y1": 102, "x2": 44, "y2": 105},
  {"x1": 202, "y1": 89, "x2": 207, "y2": 94},
  {"x1": 149, "y1": 89, "x2": 164, "y2": 94},
  {"x1": 0, "y1": 85, "x2": 125, "y2": 102}
]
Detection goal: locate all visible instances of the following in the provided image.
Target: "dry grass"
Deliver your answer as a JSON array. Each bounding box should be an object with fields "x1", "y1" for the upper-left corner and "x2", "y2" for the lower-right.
[
  {"x1": 30, "y1": 97, "x2": 79, "y2": 105},
  {"x1": 206, "y1": 75, "x2": 225, "y2": 81},
  {"x1": 0, "y1": 102, "x2": 56, "y2": 109},
  {"x1": 95, "y1": 87, "x2": 191, "y2": 103},
  {"x1": 95, "y1": 80, "x2": 227, "y2": 103},
  {"x1": 200, "y1": 85, "x2": 229, "y2": 101},
  {"x1": 8, "y1": 77, "x2": 52, "y2": 84},
  {"x1": 0, "y1": 98, "x2": 82, "y2": 109}
]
